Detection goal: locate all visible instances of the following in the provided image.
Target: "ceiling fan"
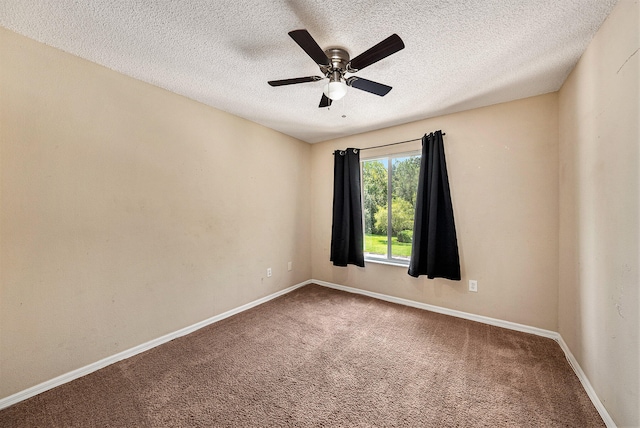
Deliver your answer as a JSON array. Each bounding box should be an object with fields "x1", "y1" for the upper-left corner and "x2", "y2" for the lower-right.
[{"x1": 268, "y1": 29, "x2": 405, "y2": 108}]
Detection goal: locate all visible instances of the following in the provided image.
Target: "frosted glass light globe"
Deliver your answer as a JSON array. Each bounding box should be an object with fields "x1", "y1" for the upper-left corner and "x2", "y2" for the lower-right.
[{"x1": 323, "y1": 80, "x2": 348, "y2": 101}]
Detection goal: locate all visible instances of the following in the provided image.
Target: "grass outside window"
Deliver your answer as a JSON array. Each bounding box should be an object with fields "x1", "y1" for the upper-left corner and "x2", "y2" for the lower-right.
[{"x1": 365, "y1": 233, "x2": 412, "y2": 259}]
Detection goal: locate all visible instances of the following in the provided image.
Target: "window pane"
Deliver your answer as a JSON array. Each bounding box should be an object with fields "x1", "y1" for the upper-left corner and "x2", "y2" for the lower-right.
[
  {"x1": 391, "y1": 155, "x2": 421, "y2": 260},
  {"x1": 362, "y1": 159, "x2": 388, "y2": 257}
]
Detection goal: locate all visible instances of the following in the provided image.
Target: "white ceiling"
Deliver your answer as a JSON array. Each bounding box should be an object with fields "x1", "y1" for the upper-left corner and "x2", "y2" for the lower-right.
[{"x1": 0, "y1": 1, "x2": 618, "y2": 143}]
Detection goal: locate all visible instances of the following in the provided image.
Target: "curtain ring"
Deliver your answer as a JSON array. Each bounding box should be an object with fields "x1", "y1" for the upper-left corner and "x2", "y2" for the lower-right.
[
  {"x1": 339, "y1": 150, "x2": 345, "y2": 156},
  {"x1": 352, "y1": 148, "x2": 358, "y2": 154}
]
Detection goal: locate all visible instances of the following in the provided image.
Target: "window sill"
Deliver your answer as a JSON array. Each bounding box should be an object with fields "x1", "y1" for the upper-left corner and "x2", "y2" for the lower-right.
[{"x1": 365, "y1": 258, "x2": 409, "y2": 268}]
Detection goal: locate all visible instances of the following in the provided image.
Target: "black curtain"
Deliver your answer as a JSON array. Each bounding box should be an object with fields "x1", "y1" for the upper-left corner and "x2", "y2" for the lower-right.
[
  {"x1": 330, "y1": 148, "x2": 365, "y2": 267},
  {"x1": 408, "y1": 131, "x2": 460, "y2": 280}
]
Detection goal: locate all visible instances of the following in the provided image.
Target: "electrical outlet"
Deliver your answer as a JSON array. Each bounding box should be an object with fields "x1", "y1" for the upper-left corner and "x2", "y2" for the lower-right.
[
  {"x1": 469, "y1": 280, "x2": 478, "y2": 292},
  {"x1": 267, "y1": 268, "x2": 272, "y2": 277},
  {"x1": 287, "y1": 261, "x2": 292, "y2": 271}
]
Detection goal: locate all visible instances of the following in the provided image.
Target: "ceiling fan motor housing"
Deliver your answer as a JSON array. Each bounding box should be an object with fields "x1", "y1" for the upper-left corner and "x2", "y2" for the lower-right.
[{"x1": 322, "y1": 48, "x2": 350, "y2": 80}]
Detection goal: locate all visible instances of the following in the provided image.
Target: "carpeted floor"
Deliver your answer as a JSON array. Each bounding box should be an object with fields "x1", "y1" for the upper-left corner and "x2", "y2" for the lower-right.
[{"x1": 1, "y1": 284, "x2": 604, "y2": 427}]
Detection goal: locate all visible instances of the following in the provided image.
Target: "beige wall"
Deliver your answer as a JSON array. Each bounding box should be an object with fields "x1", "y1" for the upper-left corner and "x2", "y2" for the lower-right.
[
  {"x1": 0, "y1": 28, "x2": 312, "y2": 399},
  {"x1": 558, "y1": 0, "x2": 639, "y2": 426},
  {"x1": 311, "y1": 93, "x2": 559, "y2": 331}
]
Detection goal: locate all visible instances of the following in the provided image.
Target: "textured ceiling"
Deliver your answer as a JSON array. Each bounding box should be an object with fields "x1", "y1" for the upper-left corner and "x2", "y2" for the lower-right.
[{"x1": 0, "y1": 0, "x2": 618, "y2": 143}]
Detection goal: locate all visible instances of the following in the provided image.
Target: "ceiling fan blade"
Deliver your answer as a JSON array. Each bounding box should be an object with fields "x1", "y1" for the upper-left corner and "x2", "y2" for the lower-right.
[
  {"x1": 319, "y1": 93, "x2": 332, "y2": 108},
  {"x1": 288, "y1": 29, "x2": 330, "y2": 66},
  {"x1": 347, "y1": 77, "x2": 392, "y2": 96},
  {"x1": 268, "y1": 76, "x2": 323, "y2": 86},
  {"x1": 348, "y1": 34, "x2": 405, "y2": 71}
]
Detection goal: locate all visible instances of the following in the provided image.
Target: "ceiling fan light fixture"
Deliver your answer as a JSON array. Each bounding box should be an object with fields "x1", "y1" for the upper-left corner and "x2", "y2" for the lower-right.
[
  {"x1": 270, "y1": 30, "x2": 404, "y2": 107},
  {"x1": 323, "y1": 79, "x2": 348, "y2": 101}
]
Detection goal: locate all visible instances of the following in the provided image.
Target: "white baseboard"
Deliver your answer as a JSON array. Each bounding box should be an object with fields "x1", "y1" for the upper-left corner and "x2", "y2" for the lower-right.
[
  {"x1": 312, "y1": 279, "x2": 616, "y2": 428},
  {"x1": 0, "y1": 280, "x2": 311, "y2": 411},
  {"x1": 313, "y1": 279, "x2": 558, "y2": 338},
  {"x1": 555, "y1": 336, "x2": 616, "y2": 427},
  {"x1": 0, "y1": 278, "x2": 616, "y2": 427}
]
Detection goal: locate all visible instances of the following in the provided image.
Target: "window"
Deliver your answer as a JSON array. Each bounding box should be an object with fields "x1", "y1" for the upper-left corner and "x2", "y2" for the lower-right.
[{"x1": 361, "y1": 151, "x2": 421, "y2": 265}]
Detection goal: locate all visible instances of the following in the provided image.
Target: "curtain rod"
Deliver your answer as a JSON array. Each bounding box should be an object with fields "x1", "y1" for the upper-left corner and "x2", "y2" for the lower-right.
[
  {"x1": 333, "y1": 132, "x2": 446, "y2": 154},
  {"x1": 361, "y1": 132, "x2": 446, "y2": 151}
]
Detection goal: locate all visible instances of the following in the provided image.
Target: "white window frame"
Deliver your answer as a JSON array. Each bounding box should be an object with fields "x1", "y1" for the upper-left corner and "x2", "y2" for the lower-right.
[{"x1": 361, "y1": 150, "x2": 421, "y2": 266}]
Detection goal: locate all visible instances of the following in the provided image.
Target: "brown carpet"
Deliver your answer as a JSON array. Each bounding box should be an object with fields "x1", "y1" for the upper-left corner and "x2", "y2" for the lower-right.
[{"x1": 1, "y1": 284, "x2": 604, "y2": 427}]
